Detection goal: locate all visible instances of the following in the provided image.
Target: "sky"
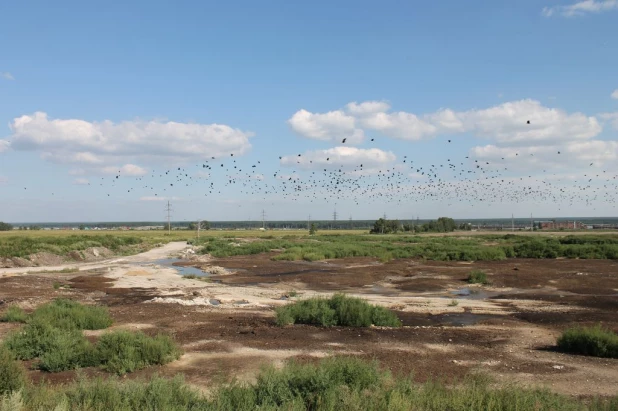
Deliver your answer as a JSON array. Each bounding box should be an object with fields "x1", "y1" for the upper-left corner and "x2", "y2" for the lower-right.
[{"x1": 1, "y1": 0, "x2": 618, "y2": 223}]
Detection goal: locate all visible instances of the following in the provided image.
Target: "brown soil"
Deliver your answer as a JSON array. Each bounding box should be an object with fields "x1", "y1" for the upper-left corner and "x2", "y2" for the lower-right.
[{"x1": 1, "y1": 251, "x2": 617, "y2": 398}]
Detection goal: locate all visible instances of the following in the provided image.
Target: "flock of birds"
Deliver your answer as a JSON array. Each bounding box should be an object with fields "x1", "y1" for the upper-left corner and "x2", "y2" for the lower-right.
[{"x1": 25, "y1": 120, "x2": 618, "y2": 213}]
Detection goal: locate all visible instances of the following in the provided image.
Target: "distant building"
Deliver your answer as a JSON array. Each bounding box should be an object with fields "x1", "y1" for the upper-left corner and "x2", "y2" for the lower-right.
[{"x1": 536, "y1": 220, "x2": 586, "y2": 230}]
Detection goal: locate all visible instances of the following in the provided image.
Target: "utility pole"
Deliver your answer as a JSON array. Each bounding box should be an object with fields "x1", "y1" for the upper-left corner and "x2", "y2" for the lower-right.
[
  {"x1": 511, "y1": 213, "x2": 515, "y2": 232},
  {"x1": 165, "y1": 201, "x2": 172, "y2": 234},
  {"x1": 307, "y1": 214, "x2": 311, "y2": 230},
  {"x1": 261, "y1": 209, "x2": 266, "y2": 230},
  {"x1": 530, "y1": 213, "x2": 533, "y2": 231},
  {"x1": 332, "y1": 204, "x2": 338, "y2": 230},
  {"x1": 197, "y1": 219, "x2": 201, "y2": 240}
]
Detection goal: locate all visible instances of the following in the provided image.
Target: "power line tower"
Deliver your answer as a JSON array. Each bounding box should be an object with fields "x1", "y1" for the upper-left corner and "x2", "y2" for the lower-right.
[
  {"x1": 332, "y1": 205, "x2": 338, "y2": 230},
  {"x1": 261, "y1": 209, "x2": 266, "y2": 230},
  {"x1": 165, "y1": 201, "x2": 173, "y2": 234},
  {"x1": 307, "y1": 214, "x2": 311, "y2": 230}
]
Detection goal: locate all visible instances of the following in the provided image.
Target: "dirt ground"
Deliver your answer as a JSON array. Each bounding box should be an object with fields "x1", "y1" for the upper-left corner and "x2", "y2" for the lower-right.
[{"x1": 0, "y1": 241, "x2": 617, "y2": 398}]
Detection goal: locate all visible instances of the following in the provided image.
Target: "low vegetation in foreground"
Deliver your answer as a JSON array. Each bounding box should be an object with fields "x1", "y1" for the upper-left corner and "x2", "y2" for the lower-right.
[
  {"x1": 276, "y1": 294, "x2": 402, "y2": 327},
  {"x1": 1, "y1": 356, "x2": 616, "y2": 410},
  {"x1": 557, "y1": 325, "x2": 618, "y2": 359},
  {"x1": 467, "y1": 269, "x2": 489, "y2": 285},
  {"x1": 1, "y1": 299, "x2": 181, "y2": 374}
]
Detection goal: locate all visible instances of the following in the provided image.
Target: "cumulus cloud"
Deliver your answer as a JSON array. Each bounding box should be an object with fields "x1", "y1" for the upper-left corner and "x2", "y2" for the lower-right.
[
  {"x1": 2, "y1": 112, "x2": 253, "y2": 172},
  {"x1": 72, "y1": 178, "x2": 90, "y2": 185},
  {"x1": 612, "y1": 89, "x2": 618, "y2": 99},
  {"x1": 289, "y1": 100, "x2": 600, "y2": 145},
  {"x1": 280, "y1": 146, "x2": 396, "y2": 170},
  {"x1": 1, "y1": 72, "x2": 14, "y2": 81},
  {"x1": 101, "y1": 164, "x2": 148, "y2": 176},
  {"x1": 287, "y1": 109, "x2": 364, "y2": 144},
  {"x1": 542, "y1": 0, "x2": 618, "y2": 17},
  {"x1": 600, "y1": 112, "x2": 618, "y2": 129},
  {"x1": 470, "y1": 140, "x2": 618, "y2": 170}
]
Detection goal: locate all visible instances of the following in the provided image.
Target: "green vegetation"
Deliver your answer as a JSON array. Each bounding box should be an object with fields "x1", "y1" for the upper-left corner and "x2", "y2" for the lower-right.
[
  {"x1": 370, "y1": 218, "x2": 402, "y2": 234},
  {"x1": 309, "y1": 223, "x2": 317, "y2": 235},
  {"x1": 95, "y1": 331, "x2": 182, "y2": 375},
  {"x1": 2, "y1": 357, "x2": 616, "y2": 410},
  {"x1": 0, "y1": 234, "x2": 144, "y2": 258},
  {"x1": 195, "y1": 233, "x2": 618, "y2": 262},
  {"x1": 448, "y1": 299, "x2": 459, "y2": 307},
  {"x1": 188, "y1": 221, "x2": 211, "y2": 231},
  {"x1": 468, "y1": 269, "x2": 489, "y2": 285},
  {"x1": 0, "y1": 346, "x2": 26, "y2": 396},
  {"x1": 2, "y1": 299, "x2": 180, "y2": 374},
  {"x1": 557, "y1": 325, "x2": 618, "y2": 359},
  {"x1": 276, "y1": 294, "x2": 401, "y2": 327},
  {"x1": 0, "y1": 306, "x2": 27, "y2": 323},
  {"x1": 0, "y1": 222, "x2": 12, "y2": 232}
]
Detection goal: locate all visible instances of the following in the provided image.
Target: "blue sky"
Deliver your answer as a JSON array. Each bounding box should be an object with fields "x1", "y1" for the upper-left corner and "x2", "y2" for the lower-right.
[{"x1": 1, "y1": 0, "x2": 618, "y2": 223}]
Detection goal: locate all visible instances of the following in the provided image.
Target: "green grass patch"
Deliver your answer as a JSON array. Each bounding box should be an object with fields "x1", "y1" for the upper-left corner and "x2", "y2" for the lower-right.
[
  {"x1": 29, "y1": 298, "x2": 113, "y2": 330},
  {"x1": 0, "y1": 234, "x2": 145, "y2": 258},
  {"x1": 467, "y1": 269, "x2": 489, "y2": 285},
  {"x1": 0, "y1": 345, "x2": 26, "y2": 396},
  {"x1": 557, "y1": 325, "x2": 618, "y2": 359},
  {"x1": 276, "y1": 294, "x2": 401, "y2": 327},
  {"x1": 1, "y1": 356, "x2": 617, "y2": 410},
  {"x1": 95, "y1": 331, "x2": 182, "y2": 375},
  {"x1": 0, "y1": 306, "x2": 27, "y2": 323}
]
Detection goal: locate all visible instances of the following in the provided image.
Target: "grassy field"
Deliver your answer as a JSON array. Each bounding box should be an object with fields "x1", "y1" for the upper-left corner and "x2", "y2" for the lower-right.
[{"x1": 2, "y1": 229, "x2": 618, "y2": 261}]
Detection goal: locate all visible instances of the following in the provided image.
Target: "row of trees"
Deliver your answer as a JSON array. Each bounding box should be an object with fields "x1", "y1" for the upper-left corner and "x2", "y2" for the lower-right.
[
  {"x1": 0, "y1": 222, "x2": 13, "y2": 231},
  {"x1": 371, "y1": 217, "x2": 470, "y2": 234}
]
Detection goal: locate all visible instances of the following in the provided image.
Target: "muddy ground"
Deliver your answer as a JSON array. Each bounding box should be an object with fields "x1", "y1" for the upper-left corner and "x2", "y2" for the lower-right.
[{"x1": 0, "y1": 242, "x2": 617, "y2": 398}]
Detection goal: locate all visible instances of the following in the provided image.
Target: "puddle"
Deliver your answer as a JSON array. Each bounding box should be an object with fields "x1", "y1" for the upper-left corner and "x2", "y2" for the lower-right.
[
  {"x1": 233, "y1": 300, "x2": 250, "y2": 305},
  {"x1": 435, "y1": 312, "x2": 497, "y2": 327},
  {"x1": 209, "y1": 299, "x2": 221, "y2": 306},
  {"x1": 451, "y1": 287, "x2": 497, "y2": 300},
  {"x1": 154, "y1": 259, "x2": 210, "y2": 277},
  {"x1": 368, "y1": 285, "x2": 399, "y2": 296}
]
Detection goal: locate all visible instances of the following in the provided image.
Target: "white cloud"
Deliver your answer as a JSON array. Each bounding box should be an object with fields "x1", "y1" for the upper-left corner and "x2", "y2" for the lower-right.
[
  {"x1": 612, "y1": 89, "x2": 618, "y2": 99},
  {"x1": 345, "y1": 101, "x2": 391, "y2": 116},
  {"x1": 3, "y1": 112, "x2": 253, "y2": 170},
  {"x1": 280, "y1": 146, "x2": 396, "y2": 170},
  {"x1": 101, "y1": 164, "x2": 148, "y2": 176},
  {"x1": 471, "y1": 140, "x2": 618, "y2": 170},
  {"x1": 453, "y1": 100, "x2": 600, "y2": 145},
  {"x1": 600, "y1": 112, "x2": 618, "y2": 129},
  {"x1": 290, "y1": 100, "x2": 601, "y2": 145},
  {"x1": 1, "y1": 72, "x2": 14, "y2": 81},
  {"x1": 0, "y1": 140, "x2": 10, "y2": 153},
  {"x1": 542, "y1": 0, "x2": 618, "y2": 17},
  {"x1": 72, "y1": 178, "x2": 90, "y2": 185},
  {"x1": 287, "y1": 109, "x2": 364, "y2": 144}
]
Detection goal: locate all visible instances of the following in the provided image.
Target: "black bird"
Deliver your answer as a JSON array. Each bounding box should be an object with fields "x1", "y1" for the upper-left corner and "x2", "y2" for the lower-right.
[{"x1": 342, "y1": 138, "x2": 347, "y2": 143}]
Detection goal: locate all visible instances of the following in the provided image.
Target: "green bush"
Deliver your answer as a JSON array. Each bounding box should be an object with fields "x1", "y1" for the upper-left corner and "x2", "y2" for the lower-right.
[
  {"x1": 30, "y1": 298, "x2": 112, "y2": 330},
  {"x1": 468, "y1": 270, "x2": 489, "y2": 285},
  {"x1": 0, "y1": 306, "x2": 27, "y2": 323},
  {"x1": 276, "y1": 294, "x2": 401, "y2": 327},
  {"x1": 0, "y1": 345, "x2": 26, "y2": 396},
  {"x1": 557, "y1": 325, "x2": 618, "y2": 359},
  {"x1": 95, "y1": 331, "x2": 182, "y2": 375}
]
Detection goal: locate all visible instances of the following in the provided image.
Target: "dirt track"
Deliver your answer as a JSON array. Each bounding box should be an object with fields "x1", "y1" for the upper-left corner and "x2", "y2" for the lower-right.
[{"x1": 0, "y1": 243, "x2": 617, "y2": 397}]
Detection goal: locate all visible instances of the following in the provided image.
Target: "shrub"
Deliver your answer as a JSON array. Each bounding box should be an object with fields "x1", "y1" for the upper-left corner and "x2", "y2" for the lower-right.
[
  {"x1": 468, "y1": 270, "x2": 489, "y2": 285},
  {"x1": 0, "y1": 306, "x2": 28, "y2": 323},
  {"x1": 0, "y1": 345, "x2": 26, "y2": 395},
  {"x1": 557, "y1": 325, "x2": 618, "y2": 359},
  {"x1": 30, "y1": 298, "x2": 112, "y2": 330},
  {"x1": 3, "y1": 317, "x2": 93, "y2": 372},
  {"x1": 276, "y1": 294, "x2": 401, "y2": 327},
  {"x1": 95, "y1": 331, "x2": 182, "y2": 375}
]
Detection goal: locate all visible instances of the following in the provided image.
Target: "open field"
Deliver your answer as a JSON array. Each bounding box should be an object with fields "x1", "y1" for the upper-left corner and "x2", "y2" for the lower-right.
[{"x1": 1, "y1": 232, "x2": 617, "y2": 408}]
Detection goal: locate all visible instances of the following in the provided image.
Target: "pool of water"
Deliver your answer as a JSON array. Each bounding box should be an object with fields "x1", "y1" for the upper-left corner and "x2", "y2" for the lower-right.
[
  {"x1": 435, "y1": 312, "x2": 496, "y2": 327},
  {"x1": 154, "y1": 258, "x2": 210, "y2": 277},
  {"x1": 451, "y1": 287, "x2": 497, "y2": 300}
]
